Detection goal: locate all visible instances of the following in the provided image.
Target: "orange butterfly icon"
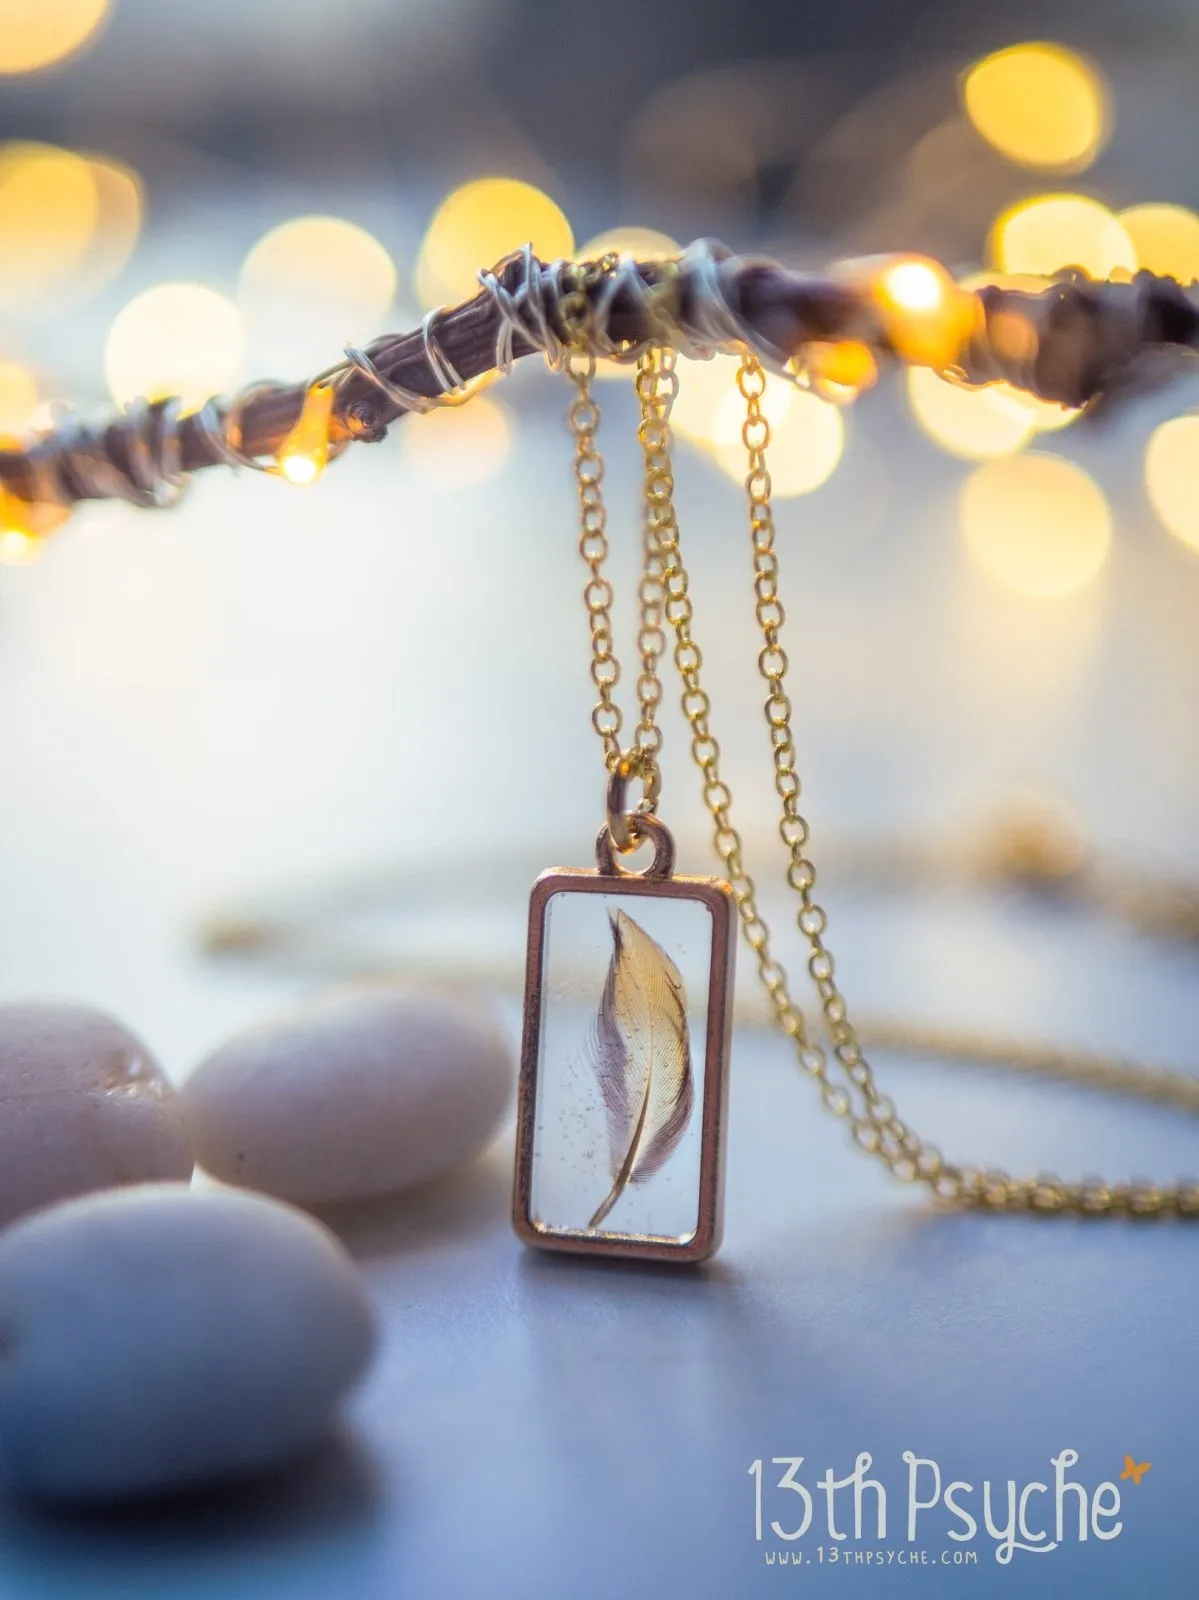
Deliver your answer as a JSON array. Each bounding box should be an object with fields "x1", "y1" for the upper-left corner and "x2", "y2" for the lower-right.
[{"x1": 1120, "y1": 1456, "x2": 1152, "y2": 1486}]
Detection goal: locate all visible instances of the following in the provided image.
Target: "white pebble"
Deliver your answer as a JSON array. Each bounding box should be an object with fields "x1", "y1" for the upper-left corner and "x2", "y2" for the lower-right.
[
  {"x1": 0, "y1": 1183, "x2": 375, "y2": 1501},
  {"x1": 0, "y1": 1002, "x2": 193, "y2": 1228},
  {"x1": 180, "y1": 986, "x2": 513, "y2": 1206}
]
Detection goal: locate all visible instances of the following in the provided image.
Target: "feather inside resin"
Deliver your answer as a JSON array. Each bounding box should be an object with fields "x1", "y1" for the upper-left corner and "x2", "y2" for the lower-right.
[{"x1": 586, "y1": 908, "x2": 694, "y2": 1229}]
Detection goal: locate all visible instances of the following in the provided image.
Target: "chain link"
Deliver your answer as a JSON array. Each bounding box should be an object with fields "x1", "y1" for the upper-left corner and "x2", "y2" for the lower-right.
[{"x1": 619, "y1": 344, "x2": 1199, "y2": 1218}]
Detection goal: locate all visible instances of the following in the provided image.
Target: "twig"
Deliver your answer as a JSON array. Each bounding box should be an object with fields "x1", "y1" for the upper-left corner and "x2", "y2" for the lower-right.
[{"x1": 2, "y1": 243, "x2": 1197, "y2": 510}]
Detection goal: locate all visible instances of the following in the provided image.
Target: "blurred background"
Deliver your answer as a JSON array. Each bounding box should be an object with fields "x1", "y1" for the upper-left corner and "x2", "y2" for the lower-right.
[{"x1": 0, "y1": 0, "x2": 1197, "y2": 1080}]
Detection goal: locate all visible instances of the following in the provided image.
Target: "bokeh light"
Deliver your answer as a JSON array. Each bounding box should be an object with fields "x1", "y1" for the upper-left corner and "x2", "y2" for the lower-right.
[
  {"x1": 416, "y1": 179, "x2": 573, "y2": 308},
  {"x1": 1144, "y1": 415, "x2": 1199, "y2": 552},
  {"x1": 577, "y1": 226, "x2": 680, "y2": 261},
  {"x1": 400, "y1": 395, "x2": 512, "y2": 486},
  {"x1": 1017, "y1": 393, "x2": 1080, "y2": 434},
  {"x1": 960, "y1": 452, "x2": 1111, "y2": 598},
  {"x1": 0, "y1": 0, "x2": 109, "y2": 75},
  {"x1": 1118, "y1": 203, "x2": 1199, "y2": 284},
  {"x1": 81, "y1": 155, "x2": 142, "y2": 298},
  {"x1": 670, "y1": 354, "x2": 742, "y2": 444},
  {"x1": 0, "y1": 361, "x2": 38, "y2": 430},
  {"x1": 240, "y1": 216, "x2": 397, "y2": 318},
  {"x1": 712, "y1": 385, "x2": 844, "y2": 497},
  {"x1": 963, "y1": 43, "x2": 1108, "y2": 172},
  {"x1": 0, "y1": 143, "x2": 99, "y2": 310},
  {"x1": 907, "y1": 368, "x2": 1035, "y2": 459},
  {"x1": 992, "y1": 194, "x2": 1137, "y2": 279},
  {"x1": 240, "y1": 215, "x2": 398, "y2": 377},
  {"x1": 105, "y1": 283, "x2": 244, "y2": 409},
  {"x1": 992, "y1": 194, "x2": 1133, "y2": 280}
]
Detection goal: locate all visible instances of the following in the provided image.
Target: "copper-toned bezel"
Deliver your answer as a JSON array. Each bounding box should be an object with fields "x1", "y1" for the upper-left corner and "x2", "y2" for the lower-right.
[{"x1": 513, "y1": 865, "x2": 735, "y2": 1264}]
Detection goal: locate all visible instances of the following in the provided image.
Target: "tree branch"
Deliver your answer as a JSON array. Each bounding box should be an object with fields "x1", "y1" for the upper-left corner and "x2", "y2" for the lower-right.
[{"x1": 2, "y1": 244, "x2": 1197, "y2": 510}]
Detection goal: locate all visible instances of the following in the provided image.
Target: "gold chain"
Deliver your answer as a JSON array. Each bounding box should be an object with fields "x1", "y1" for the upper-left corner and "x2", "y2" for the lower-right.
[
  {"x1": 563, "y1": 265, "x2": 624, "y2": 772},
  {"x1": 563, "y1": 262, "x2": 666, "y2": 802},
  {"x1": 571, "y1": 337, "x2": 1199, "y2": 1219}
]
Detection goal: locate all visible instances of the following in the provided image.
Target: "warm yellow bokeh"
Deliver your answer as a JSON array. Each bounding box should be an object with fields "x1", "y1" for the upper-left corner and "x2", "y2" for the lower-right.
[
  {"x1": 992, "y1": 194, "x2": 1137, "y2": 280},
  {"x1": 0, "y1": 361, "x2": 37, "y2": 430},
  {"x1": 1144, "y1": 415, "x2": 1199, "y2": 552},
  {"x1": 0, "y1": 143, "x2": 99, "y2": 309},
  {"x1": 83, "y1": 154, "x2": 142, "y2": 295},
  {"x1": 907, "y1": 368, "x2": 1035, "y2": 460},
  {"x1": 0, "y1": 0, "x2": 109, "y2": 74},
  {"x1": 577, "y1": 226, "x2": 680, "y2": 261},
  {"x1": 240, "y1": 216, "x2": 397, "y2": 319},
  {"x1": 400, "y1": 395, "x2": 512, "y2": 486},
  {"x1": 105, "y1": 283, "x2": 244, "y2": 409},
  {"x1": 963, "y1": 43, "x2": 1108, "y2": 172},
  {"x1": 670, "y1": 354, "x2": 742, "y2": 444},
  {"x1": 1119, "y1": 203, "x2": 1199, "y2": 284},
  {"x1": 416, "y1": 179, "x2": 573, "y2": 308},
  {"x1": 960, "y1": 452, "x2": 1111, "y2": 598},
  {"x1": 712, "y1": 386, "x2": 844, "y2": 497},
  {"x1": 1018, "y1": 393, "x2": 1079, "y2": 434}
]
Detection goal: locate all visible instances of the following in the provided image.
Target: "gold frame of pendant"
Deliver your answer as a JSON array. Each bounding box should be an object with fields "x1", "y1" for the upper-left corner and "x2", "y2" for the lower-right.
[{"x1": 513, "y1": 849, "x2": 735, "y2": 1265}]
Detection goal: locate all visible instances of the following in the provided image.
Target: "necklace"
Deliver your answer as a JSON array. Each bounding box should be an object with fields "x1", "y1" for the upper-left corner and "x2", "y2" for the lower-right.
[
  {"x1": 511, "y1": 258, "x2": 1199, "y2": 1264},
  {"x1": 9, "y1": 241, "x2": 1195, "y2": 1252}
]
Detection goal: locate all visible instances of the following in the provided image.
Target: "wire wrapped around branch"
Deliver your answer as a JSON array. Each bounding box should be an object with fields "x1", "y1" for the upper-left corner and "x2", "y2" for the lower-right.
[{"x1": 2, "y1": 239, "x2": 1198, "y2": 511}]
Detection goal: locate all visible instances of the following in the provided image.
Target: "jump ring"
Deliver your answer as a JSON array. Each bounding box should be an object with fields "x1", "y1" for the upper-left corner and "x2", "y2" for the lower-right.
[{"x1": 595, "y1": 816, "x2": 676, "y2": 879}]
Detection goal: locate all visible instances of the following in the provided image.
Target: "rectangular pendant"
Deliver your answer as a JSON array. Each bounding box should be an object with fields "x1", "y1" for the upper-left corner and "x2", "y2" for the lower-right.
[{"x1": 513, "y1": 862, "x2": 735, "y2": 1264}]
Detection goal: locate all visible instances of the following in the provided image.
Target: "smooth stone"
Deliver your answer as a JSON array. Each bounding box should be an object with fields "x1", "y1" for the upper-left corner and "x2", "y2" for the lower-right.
[
  {"x1": 0, "y1": 1002, "x2": 193, "y2": 1228},
  {"x1": 0, "y1": 1183, "x2": 375, "y2": 1502},
  {"x1": 180, "y1": 986, "x2": 513, "y2": 1206}
]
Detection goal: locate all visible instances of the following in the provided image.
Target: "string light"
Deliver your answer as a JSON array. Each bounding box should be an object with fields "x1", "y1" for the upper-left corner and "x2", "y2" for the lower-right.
[
  {"x1": 860, "y1": 255, "x2": 980, "y2": 368},
  {"x1": 802, "y1": 339, "x2": 878, "y2": 403},
  {"x1": 0, "y1": 490, "x2": 40, "y2": 565},
  {"x1": 277, "y1": 382, "x2": 335, "y2": 486}
]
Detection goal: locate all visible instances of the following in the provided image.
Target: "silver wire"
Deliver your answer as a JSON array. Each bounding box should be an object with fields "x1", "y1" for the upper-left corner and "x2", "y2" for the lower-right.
[
  {"x1": 40, "y1": 400, "x2": 192, "y2": 509},
  {"x1": 474, "y1": 237, "x2": 801, "y2": 378}
]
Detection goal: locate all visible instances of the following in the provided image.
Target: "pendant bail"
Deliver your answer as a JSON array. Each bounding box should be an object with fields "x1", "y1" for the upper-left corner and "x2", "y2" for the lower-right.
[{"x1": 595, "y1": 815, "x2": 676, "y2": 879}]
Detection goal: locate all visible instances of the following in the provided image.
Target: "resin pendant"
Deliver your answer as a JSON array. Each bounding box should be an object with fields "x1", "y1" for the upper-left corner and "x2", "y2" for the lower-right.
[{"x1": 513, "y1": 817, "x2": 735, "y2": 1263}]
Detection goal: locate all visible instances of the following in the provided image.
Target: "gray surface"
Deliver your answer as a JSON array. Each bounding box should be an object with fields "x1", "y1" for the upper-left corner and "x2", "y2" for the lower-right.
[{"x1": 0, "y1": 1017, "x2": 1195, "y2": 1596}]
